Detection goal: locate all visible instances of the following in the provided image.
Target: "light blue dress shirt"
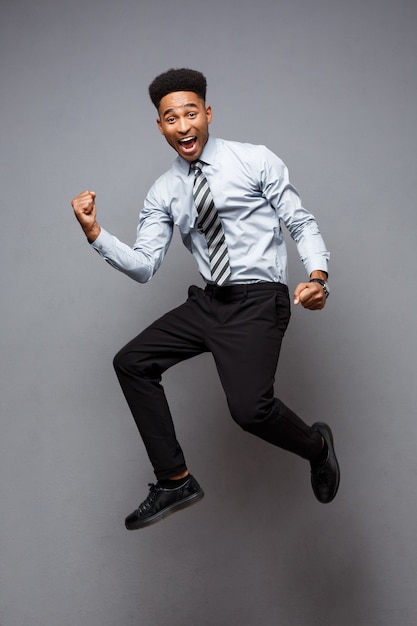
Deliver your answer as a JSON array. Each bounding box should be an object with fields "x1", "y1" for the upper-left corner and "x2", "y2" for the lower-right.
[{"x1": 92, "y1": 136, "x2": 329, "y2": 285}]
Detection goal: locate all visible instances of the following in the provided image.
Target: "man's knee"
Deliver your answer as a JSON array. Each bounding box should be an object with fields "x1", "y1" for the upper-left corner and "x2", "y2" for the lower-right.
[
  {"x1": 228, "y1": 396, "x2": 273, "y2": 431},
  {"x1": 113, "y1": 345, "x2": 143, "y2": 375},
  {"x1": 113, "y1": 344, "x2": 161, "y2": 380},
  {"x1": 113, "y1": 346, "x2": 129, "y2": 374}
]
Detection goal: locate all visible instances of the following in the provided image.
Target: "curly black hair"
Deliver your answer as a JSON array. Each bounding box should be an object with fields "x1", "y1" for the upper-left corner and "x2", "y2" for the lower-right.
[{"x1": 149, "y1": 68, "x2": 207, "y2": 109}]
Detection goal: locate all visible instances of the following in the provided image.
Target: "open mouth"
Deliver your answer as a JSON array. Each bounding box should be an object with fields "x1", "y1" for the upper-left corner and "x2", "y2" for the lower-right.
[{"x1": 178, "y1": 136, "x2": 197, "y2": 152}]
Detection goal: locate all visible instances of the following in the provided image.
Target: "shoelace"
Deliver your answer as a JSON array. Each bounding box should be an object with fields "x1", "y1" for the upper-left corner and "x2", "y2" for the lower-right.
[
  {"x1": 136, "y1": 483, "x2": 161, "y2": 515},
  {"x1": 312, "y1": 461, "x2": 331, "y2": 485}
]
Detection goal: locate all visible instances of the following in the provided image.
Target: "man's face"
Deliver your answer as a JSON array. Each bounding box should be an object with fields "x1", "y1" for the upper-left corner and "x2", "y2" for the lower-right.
[{"x1": 156, "y1": 91, "x2": 212, "y2": 162}]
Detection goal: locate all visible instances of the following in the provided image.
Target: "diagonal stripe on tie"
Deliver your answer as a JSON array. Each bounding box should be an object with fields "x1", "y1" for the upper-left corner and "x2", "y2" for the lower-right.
[
  {"x1": 210, "y1": 246, "x2": 229, "y2": 274},
  {"x1": 191, "y1": 160, "x2": 231, "y2": 286},
  {"x1": 200, "y1": 210, "x2": 218, "y2": 234},
  {"x1": 212, "y1": 254, "x2": 230, "y2": 284}
]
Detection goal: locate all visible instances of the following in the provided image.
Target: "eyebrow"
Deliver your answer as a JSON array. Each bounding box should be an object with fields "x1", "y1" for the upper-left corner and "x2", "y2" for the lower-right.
[{"x1": 161, "y1": 102, "x2": 199, "y2": 117}]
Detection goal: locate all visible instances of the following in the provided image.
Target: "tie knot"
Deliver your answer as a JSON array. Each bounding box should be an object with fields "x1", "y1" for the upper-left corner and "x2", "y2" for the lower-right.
[{"x1": 191, "y1": 160, "x2": 204, "y2": 174}]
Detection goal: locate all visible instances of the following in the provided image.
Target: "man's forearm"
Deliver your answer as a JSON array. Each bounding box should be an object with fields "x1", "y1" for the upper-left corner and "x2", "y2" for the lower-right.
[{"x1": 84, "y1": 222, "x2": 101, "y2": 243}]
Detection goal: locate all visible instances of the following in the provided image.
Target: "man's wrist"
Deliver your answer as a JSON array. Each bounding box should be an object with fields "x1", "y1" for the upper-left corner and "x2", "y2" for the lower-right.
[
  {"x1": 309, "y1": 270, "x2": 328, "y2": 281},
  {"x1": 309, "y1": 277, "x2": 330, "y2": 298},
  {"x1": 84, "y1": 222, "x2": 101, "y2": 243}
]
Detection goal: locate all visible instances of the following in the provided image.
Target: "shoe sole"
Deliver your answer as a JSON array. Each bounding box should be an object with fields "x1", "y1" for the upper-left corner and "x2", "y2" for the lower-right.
[
  {"x1": 125, "y1": 489, "x2": 204, "y2": 530},
  {"x1": 312, "y1": 422, "x2": 340, "y2": 503}
]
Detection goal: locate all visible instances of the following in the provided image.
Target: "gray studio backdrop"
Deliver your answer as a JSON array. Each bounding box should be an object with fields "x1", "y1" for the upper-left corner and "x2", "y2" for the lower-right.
[{"x1": 1, "y1": 0, "x2": 416, "y2": 625}]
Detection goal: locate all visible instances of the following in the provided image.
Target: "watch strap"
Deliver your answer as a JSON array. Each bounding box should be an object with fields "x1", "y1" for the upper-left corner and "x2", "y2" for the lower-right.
[{"x1": 309, "y1": 278, "x2": 330, "y2": 298}]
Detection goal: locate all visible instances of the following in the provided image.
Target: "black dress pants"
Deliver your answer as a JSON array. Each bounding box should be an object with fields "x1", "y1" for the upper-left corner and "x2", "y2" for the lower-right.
[{"x1": 113, "y1": 283, "x2": 322, "y2": 480}]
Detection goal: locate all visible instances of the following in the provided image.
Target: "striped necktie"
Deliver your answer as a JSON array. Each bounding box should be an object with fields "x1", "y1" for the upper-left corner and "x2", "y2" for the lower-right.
[{"x1": 191, "y1": 160, "x2": 231, "y2": 286}]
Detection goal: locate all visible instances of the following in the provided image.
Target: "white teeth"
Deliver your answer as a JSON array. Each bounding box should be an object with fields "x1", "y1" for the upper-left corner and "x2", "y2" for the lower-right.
[{"x1": 180, "y1": 137, "x2": 195, "y2": 144}]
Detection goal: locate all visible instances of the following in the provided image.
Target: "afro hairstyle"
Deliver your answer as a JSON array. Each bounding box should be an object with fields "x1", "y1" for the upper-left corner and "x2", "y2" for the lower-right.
[{"x1": 149, "y1": 68, "x2": 207, "y2": 109}]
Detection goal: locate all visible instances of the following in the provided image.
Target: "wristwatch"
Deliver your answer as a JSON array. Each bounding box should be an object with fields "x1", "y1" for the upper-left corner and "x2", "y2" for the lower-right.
[{"x1": 309, "y1": 278, "x2": 330, "y2": 299}]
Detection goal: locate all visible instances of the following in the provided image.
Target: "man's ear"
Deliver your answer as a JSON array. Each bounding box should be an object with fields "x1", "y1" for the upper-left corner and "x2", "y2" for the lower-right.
[
  {"x1": 206, "y1": 105, "x2": 213, "y2": 124},
  {"x1": 156, "y1": 118, "x2": 164, "y2": 135}
]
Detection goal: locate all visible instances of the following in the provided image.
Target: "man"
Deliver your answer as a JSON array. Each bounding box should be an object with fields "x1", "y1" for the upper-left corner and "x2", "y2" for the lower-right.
[{"x1": 72, "y1": 68, "x2": 340, "y2": 531}]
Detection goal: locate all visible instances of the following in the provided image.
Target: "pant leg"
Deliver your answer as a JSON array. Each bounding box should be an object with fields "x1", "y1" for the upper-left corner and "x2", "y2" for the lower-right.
[
  {"x1": 113, "y1": 287, "x2": 208, "y2": 480},
  {"x1": 205, "y1": 286, "x2": 322, "y2": 461}
]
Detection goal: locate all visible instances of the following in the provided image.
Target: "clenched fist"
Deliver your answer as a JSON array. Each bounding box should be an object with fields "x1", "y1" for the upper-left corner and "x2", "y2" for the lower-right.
[
  {"x1": 293, "y1": 280, "x2": 327, "y2": 310},
  {"x1": 71, "y1": 190, "x2": 101, "y2": 242}
]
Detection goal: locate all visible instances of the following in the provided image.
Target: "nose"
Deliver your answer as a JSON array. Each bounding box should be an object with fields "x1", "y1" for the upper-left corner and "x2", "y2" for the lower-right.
[{"x1": 178, "y1": 116, "x2": 191, "y2": 134}]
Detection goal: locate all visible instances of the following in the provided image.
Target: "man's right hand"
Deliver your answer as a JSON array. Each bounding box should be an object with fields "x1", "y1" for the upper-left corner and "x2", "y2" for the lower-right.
[{"x1": 71, "y1": 190, "x2": 101, "y2": 242}]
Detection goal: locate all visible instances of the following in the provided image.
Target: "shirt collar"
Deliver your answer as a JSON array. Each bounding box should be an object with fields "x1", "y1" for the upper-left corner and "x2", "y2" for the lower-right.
[{"x1": 198, "y1": 135, "x2": 216, "y2": 166}]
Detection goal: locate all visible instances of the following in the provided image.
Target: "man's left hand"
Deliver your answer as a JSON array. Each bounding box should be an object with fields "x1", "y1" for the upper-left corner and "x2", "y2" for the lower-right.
[{"x1": 293, "y1": 281, "x2": 326, "y2": 310}]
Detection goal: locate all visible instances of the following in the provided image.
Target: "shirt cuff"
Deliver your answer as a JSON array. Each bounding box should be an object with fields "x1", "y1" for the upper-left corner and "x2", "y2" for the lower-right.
[
  {"x1": 90, "y1": 228, "x2": 114, "y2": 256},
  {"x1": 304, "y1": 256, "x2": 329, "y2": 277}
]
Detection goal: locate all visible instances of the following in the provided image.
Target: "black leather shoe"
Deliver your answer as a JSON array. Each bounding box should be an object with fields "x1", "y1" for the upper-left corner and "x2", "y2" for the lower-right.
[
  {"x1": 125, "y1": 475, "x2": 204, "y2": 530},
  {"x1": 310, "y1": 422, "x2": 340, "y2": 503}
]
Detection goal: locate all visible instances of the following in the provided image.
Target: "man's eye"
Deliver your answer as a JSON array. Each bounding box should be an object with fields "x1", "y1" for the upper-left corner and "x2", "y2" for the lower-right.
[
  {"x1": 188, "y1": 112, "x2": 196, "y2": 118},
  {"x1": 167, "y1": 117, "x2": 175, "y2": 123}
]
